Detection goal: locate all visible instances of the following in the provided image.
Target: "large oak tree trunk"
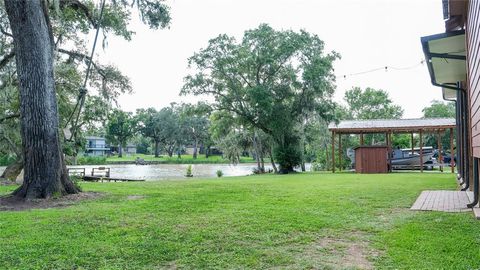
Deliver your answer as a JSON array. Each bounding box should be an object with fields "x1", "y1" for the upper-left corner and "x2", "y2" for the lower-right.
[{"x1": 5, "y1": 0, "x2": 79, "y2": 199}]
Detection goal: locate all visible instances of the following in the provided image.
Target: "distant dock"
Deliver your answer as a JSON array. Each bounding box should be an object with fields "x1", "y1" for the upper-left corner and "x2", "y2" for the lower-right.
[{"x1": 67, "y1": 167, "x2": 146, "y2": 182}]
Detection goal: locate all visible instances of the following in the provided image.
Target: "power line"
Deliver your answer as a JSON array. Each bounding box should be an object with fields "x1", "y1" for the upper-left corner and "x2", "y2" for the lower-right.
[{"x1": 338, "y1": 60, "x2": 425, "y2": 79}]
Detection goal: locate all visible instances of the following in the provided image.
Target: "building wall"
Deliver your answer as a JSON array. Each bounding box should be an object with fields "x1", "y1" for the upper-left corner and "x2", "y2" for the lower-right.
[{"x1": 468, "y1": 0, "x2": 480, "y2": 157}]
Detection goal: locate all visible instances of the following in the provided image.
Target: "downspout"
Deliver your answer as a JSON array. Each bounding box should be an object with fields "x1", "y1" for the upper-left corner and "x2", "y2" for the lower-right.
[
  {"x1": 456, "y1": 94, "x2": 463, "y2": 183},
  {"x1": 467, "y1": 157, "x2": 478, "y2": 208},
  {"x1": 461, "y1": 89, "x2": 471, "y2": 191}
]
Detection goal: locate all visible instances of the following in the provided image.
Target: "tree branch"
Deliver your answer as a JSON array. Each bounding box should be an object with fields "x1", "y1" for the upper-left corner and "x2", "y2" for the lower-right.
[
  {"x1": 0, "y1": 113, "x2": 20, "y2": 123},
  {"x1": 0, "y1": 51, "x2": 15, "y2": 70},
  {"x1": 57, "y1": 48, "x2": 106, "y2": 77},
  {"x1": 0, "y1": 25, "x2": 13, "y2": 37},
  {"x1": 60, "y1": 0, "x2": 97, "y2": 27}
]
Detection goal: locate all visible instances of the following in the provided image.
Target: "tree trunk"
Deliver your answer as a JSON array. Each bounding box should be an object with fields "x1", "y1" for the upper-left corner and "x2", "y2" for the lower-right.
[
  {"x1": 301, "y1": 121, "x2": 306, "y2": 172},
  {"x1": 0, "y1": 159, "x2": 23, "y2": 181},
  {"x1": 193, "y1": 138, "x2": 198, "y2": 159},
  {"x1": 256, "y1": 132, "x2": 265, "y2": 172},
  {"x1": 5, "y1": 0, "x2": 79, "y2": 199},
  {"x1": 205, "y1": 145, "x2": 210, "y2": 158},
  {"x1": 118, "y1": 145, "x2": 123, "y2": 158},
  {"x1": 154, "y1": 140, "x2": 160, "y2": 157},
  {"x1": 269, "y1": 147, "x2": 278, "y2": 173},
  {"x1": 252, "y1": 135, "x2": 261, "y2": 172}
]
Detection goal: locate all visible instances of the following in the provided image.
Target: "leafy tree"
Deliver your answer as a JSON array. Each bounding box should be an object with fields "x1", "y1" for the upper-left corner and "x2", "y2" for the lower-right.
[
  {"x1": 106, "y1": 109, "x2": 136, "y2": 157},
  {"x1": 136, "y1": 106, "x2": 186, "y2": 158},
  {"x1": 160, "y1": 106, "x2": 182, "y2": 157},
  {"x1": 1, "y1": 1, "x2": 170, "y2": 198},
  {"x1": 342, "y1": 87, "x2": 403, "y2": 146},
  {"x1": 182, "y1": 24, "x2": 338, "y2": 172},
  {"x1": 209, "y1": 111, "x2": 253, "y2": 164},
  {"x1": 422, "y1": 100, "x2": 456, "y2": 151},
  {"x1": 343, "y1": 87, "x2": 403, "y2": 120},
  {"x1": 132, "y1": 135, "x2": 151, "y2": 155},
  {"x1": 422, "y1": 100, "x2": 455, "y2": 118},
  {"x1": 177, "y1": 103, "x2": 210, "y2": 159},
  {"x1": 136, "y1": 108, "x2": 163, "y2": 157}
]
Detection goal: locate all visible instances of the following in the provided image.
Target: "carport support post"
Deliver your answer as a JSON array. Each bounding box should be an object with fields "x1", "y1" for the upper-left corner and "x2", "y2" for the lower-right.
[
  {"x1": 389, "y1": 132, "x2": 393, "y2": 172},
  {"x1": 386, "y1": 132, "x2": 391, "y2": 172},
  {"x1": 332, "y1": 131, "x2": 335, "y2": 173},
  {"x1": 438, "y1": 130, "x2": 443, "y2": 172},
  {"x1": 450, "y1": 128, "x2": 454, "y2": 173},
  {"x1": 338, "y1": 134, "x2": 342, "y2": 171},
  {"x1": 411, "y1": 132, "x2": 415, "y2": 170},
  {"x1": 360, "y1": 133, "x2": 364, "y2": 145},
  {"x1": 420, "y1": 129, "x2": 423, "y2": 173}
]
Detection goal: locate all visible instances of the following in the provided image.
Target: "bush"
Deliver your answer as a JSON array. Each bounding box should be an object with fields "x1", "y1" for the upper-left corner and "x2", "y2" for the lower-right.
[
  {"x1": 76, "y1": 156, "x2": 107, "y2": 165},
  {"x1": 185, "y1": 165, "x2": 193, "y2": 177},
  {"x1": 310, "y1": 162, "x2": 324, "y2": 172},
  {"x1": 273, "y1": 133, "x2": 302, "y2": 173},
  {"x1": 216, "y1": 170, "x2": 223, "y2": 177}
]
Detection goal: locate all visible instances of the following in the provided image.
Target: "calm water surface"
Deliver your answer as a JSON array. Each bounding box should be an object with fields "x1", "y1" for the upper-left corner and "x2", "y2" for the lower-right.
[{"x1": 0, "y1": 163, "x2": 311, "y2": 181}]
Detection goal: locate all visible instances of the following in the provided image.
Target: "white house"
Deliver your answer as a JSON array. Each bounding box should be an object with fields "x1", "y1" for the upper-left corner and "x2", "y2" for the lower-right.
[{"x1": 85, "y1": 136, "x2": 110, "y2": 156}]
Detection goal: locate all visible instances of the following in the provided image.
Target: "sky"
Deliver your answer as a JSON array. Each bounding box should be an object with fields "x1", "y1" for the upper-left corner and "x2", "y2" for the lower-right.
[{"x1": 97, "y1": 0, "x2": 446, "y2": 118}]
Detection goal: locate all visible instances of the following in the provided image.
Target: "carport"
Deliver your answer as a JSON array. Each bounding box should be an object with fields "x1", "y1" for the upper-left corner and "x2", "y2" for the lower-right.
[{"x1": 328, "y1": 118, "x2": 456, "y2": 173}]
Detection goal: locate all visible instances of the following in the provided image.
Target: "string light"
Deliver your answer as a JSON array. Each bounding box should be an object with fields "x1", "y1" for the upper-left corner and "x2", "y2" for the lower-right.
[{"x1": 339, "y1": 60, "x2": 425, "y2": 79}]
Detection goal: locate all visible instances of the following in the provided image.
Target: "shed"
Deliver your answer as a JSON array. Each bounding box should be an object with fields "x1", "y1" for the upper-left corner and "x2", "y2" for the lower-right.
[{"x1": 354, "y1": 146, "x2": 389, "y2": 173}]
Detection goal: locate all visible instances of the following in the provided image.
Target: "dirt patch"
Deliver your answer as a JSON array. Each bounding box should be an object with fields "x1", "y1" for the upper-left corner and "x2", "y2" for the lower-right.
[
  {"x1": 0, "y1": 192, "x2": 104, "y2": 211},
  {"x1": 301, "y1": 231, "x2": 377, "y2": 270},
  {"x1": 127, "y1": 195, "x2": 145, "y2": 200}
]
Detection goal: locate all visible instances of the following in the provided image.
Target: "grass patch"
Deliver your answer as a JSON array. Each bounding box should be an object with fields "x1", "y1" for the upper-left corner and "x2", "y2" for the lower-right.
[{"x1": 0, "y1": 173, "x2": 479, "y2": 269}]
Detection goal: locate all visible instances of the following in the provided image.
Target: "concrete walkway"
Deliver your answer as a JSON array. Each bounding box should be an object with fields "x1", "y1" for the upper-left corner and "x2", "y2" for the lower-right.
[{"x1": 411, "y1": 190, "x2": 472, "y2": 212}]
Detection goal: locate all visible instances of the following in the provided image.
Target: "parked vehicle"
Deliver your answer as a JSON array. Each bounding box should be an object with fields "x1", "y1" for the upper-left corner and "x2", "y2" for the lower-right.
[{"x1": 347, "y1": 146, "x2": 436, "y2": 169}]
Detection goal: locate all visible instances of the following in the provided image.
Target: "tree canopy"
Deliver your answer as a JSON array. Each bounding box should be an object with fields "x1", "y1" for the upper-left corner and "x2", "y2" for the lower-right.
[
  {"x1": 106, "y1": 109, "x2": 136, "y2": 157},
  {"x1": 422, "y1": 100, "x2": 456, "y2": 118},
  {"x1": 182, "y1": 24, "x2": 339, "y2": 172},
  {"x1": 343, "y1": 87, "x2": 404, "y2": 120}
]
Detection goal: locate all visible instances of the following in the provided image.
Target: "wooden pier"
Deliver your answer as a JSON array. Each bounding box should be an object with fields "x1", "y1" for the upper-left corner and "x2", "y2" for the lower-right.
[{"x1": 67, "y1": 167, "x2": 145, "y2": 182}]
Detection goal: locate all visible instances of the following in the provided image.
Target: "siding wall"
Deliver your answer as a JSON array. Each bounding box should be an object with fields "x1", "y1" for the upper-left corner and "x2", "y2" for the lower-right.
[{"x1": 468, "y1": 0, "x2": 480, "y2": 157}]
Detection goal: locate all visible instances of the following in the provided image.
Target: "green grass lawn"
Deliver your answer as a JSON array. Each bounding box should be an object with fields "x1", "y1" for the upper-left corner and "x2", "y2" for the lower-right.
[
  {"x1": 104, "y1": 154, "x2": 255, "y2": 164},
  {"x1": 1, "y1": 173, "x2": 479, "y2": 269}
]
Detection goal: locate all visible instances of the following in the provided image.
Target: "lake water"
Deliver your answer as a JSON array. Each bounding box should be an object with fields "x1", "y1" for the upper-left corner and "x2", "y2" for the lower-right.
[{"x1": 0, "y1": 163, "x2": 311, "y2": 181}]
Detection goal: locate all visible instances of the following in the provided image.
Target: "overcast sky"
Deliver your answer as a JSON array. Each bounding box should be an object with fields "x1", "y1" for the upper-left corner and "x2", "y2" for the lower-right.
[{"x1": 97, "y1": 0, "x2": 446, "y2": 118}]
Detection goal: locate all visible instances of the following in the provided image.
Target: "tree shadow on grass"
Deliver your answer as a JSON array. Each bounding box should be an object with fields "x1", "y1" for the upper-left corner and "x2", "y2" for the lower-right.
[{"x1": 0, "y1": 191, "x2": 104, "y2": 211}]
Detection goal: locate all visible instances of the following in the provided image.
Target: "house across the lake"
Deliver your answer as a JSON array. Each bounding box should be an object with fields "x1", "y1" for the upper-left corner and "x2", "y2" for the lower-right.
[
  {"x1": 85, "y1": 136, "x2": 137, "y2": 156},
  {"x1": 85, "y1": 136, "x2": 110, "y2": 156}
]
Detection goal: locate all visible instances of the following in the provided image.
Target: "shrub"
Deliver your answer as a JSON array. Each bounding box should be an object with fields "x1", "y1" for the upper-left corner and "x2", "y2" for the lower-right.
[
  {"x1": 273, "y1": 133, "x2": 303, "y2": 173},
  {"x1": 216, "y1": 170, "x2": 223, "y2": 177},
  {"x1": 185, "y1": 165, "x2": 193, "y2": 177},
  {"x1": 310, "y1": 162, "x2": 324, "y2": 172},
  {"x1": 76, "y1": 156, "x2": 107, "y2": 165}
]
